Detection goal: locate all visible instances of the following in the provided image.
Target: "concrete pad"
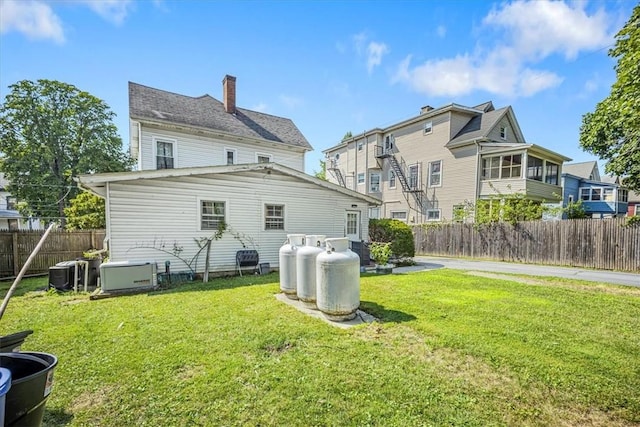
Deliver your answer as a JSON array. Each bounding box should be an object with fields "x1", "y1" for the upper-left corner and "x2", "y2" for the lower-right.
[{"x1": 275, "y1": 293, "x2": 378, "y2": 329}]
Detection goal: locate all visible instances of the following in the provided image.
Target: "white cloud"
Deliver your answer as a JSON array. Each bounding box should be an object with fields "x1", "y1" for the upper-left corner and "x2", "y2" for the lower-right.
[
  {"x1": 351, "y1": 32, "x2": 389, "y2": 73},
  {"x1": 393, "y1": 0, "x2": 615, "y2": 98},
  {"x1": 0, "y1": 0, "x2": 64, "y2": 43},
  {"x1": 483, "y1": 0, "x2": 612, "y2": 60},
  {"x1": 0, "y1": 0, "x2": 135, "y2": 43},
  {"x1": 366, "y1": 42, "x2": 389, "y2": 73},
  {"x1": 79, "y1": 0, "x2": 134, "y2": 25},
  {"x1": 436, "y1": 25, "x2": 446, "y2": 38}
]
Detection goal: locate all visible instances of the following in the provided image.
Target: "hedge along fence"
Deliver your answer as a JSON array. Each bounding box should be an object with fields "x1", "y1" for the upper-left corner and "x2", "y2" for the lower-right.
[
  {"x1": 0, "y1": 229, "x2": 106, "y2": 279},
  {"x1": 413, "y1": 218, "x2": 640, "y2": 272}
]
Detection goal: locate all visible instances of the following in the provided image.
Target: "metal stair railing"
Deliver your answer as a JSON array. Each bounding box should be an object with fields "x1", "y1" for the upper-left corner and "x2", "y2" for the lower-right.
[{"x1": 326, "y1": 159, "x2": 346, "y2": 187}]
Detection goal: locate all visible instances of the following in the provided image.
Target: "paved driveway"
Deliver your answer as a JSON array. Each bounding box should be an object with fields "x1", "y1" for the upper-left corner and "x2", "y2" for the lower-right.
[{"x1": 394, "y1": 256, "x2": 640, "y2": 288}]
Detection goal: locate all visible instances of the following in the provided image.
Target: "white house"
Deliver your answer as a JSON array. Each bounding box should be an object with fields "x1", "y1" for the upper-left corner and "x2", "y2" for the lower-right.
[
  {"x1": 0, "y1": 173, "x2": 42, "y2": 230},
  {"x1": 128, "y1": 75, "x2": 312, "y2": 172},
  {"x1": 77, "y1": 163, "x2": 379, "y2": 274}
]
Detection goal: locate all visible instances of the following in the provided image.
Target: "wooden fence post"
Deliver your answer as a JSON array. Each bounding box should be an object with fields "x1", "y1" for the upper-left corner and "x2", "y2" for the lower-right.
[{"x1": 12, "y1": 231, "x2": 19, "y2": 276}]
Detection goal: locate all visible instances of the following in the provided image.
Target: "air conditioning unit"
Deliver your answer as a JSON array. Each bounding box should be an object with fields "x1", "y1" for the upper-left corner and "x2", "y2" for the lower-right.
[{"x1": 100, "y1": 260, "x2": 157, "y2": 292}]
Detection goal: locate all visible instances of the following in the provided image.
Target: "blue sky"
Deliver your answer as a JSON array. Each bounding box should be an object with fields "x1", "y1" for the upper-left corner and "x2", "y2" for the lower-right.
[{"x1": 0, "y1": 0, "x2": 635, "y2": 175}]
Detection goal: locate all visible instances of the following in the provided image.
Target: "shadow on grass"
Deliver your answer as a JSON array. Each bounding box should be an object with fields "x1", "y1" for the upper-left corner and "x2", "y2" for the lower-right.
[
  {"x1": 360, "y1": 300, "x2": 416, "y2": 323},
  {"x1": 146, "y1": 272, "x2": 279, "y2": 297},
  {"x1": 43, "y1": 408, "x2": 74, "y2": 426},
  {"x1": 0, "y1": 276, "x2": 49, "y2": 299}
]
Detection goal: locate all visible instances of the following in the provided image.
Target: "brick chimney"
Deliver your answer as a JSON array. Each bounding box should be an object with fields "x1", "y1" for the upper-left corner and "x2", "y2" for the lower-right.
[{"x1": 223, "y1": 75, "x2": 236, "y2": 114}]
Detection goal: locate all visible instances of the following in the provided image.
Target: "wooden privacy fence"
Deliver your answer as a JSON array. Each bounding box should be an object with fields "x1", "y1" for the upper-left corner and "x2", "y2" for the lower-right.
[
  {"x1": 413, "y1": 218, "x2": 640, "y2": 272},
  {"x1": 0, "y1": 230, "x2": 105, "y2": 279}
]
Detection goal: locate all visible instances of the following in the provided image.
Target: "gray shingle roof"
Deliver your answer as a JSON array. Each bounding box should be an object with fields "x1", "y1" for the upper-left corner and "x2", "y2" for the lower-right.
[
  {"x1": 129, "y1": 82, "x2": 312, "y2": 151},
  {"x1": 447, "y1": 107, "x2": 509, "y2": 146},
  {"x1": 563, "y1": 161, "x2": 599, "y2": 180}
]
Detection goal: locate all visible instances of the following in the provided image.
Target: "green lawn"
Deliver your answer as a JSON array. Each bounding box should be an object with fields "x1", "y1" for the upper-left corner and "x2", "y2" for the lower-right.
[{"x1": 1, "y1": 270, "x2": 639, "y2": 426}]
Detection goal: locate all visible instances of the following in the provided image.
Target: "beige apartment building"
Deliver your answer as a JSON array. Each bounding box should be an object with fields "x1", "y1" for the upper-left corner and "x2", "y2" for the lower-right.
[{"x1": 323, "y1": 102, "x2": 571, "y2": 224}]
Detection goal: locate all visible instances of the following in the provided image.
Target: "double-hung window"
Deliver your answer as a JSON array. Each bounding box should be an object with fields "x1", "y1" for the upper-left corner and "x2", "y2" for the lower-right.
[
  {"x1": 482, "y1": 156, "x2": 500, "y2": 180},
  {"x1": 265, "y1": 204, "x2": 284, "y2": 230},
  {"x1": 424, "y1": 121, "x2": 433, "y2": 134},
  {"x1": 369, "y1": 173, "x2": 381, "y2": 192},
  {"x1": 619, "y1": 189, "x2": 628, "y2": 203},
  {"x1": 500, "y1": 126, "x2": 507, "y2": 139},
  {"x1": 428, "y1": 160, "x2": 442, "y2": 187},
  {"x1": 389, "y1": 170, "x2": 396, "y2": 189},
  {"x1": 408, "y1": 165, "x2": 419, "y2": 190},
  {"x1": 201, "y1": 200, "x2": 225, "y2": 230},
  {"x1": 357, "y1": 173, "x2": 365, "y2": 185},
  {"x1": 156, "y1": 140, "x2": 175, "y2": 169},
  {"x1": 426, "y1": 209, "x2": 441, "y2": 221}
]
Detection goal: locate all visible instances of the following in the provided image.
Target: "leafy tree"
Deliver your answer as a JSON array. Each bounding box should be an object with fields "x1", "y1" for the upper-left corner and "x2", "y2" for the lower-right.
[
  {"x1": 0, "y1": 79, "x2": 133, "y2": 227},
  {"x1": 64, "y1": 191, "x2": 106, "y2": 230},
  {"x1": 314, "y1": 159, "x2": 327, "y2": 181},
  {"x1": 342, "y1": 131, "x2": 353, "y2": 141},
  {"x1": 580, "y1": 5, "x2": 640, "y2": 191}
]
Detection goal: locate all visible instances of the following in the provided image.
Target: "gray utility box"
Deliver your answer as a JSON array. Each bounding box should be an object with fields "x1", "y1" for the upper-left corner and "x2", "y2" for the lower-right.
[{"x1": 100, "y1": 260, "x2": 157, "y2": 292}]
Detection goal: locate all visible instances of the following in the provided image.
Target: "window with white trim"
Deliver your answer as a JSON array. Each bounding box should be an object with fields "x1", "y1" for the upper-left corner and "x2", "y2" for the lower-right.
[
  {"x1": 225, "y1": 148, "x2": 236, "y2": 165},
  {"x1": 500, "y1": 126, "x2": 507, "y2": 139},
  {"x1": 256, "y1": 153, "x2": 272, "y2": 163},
  {"x1": 265, "y1": 204, "x2": 284, "y2": 230},
  {"x1": 369, "y1": 207, "x2": 380, "y2": 219},
  {"x1": 408, "y1": 164, "x2": 419, "y2": 190},
  {"x1": 426, "y1": 209, "x2": 441, "y2": 221},
  {"x1": 424, "y1": 121, "x2": 433, "y2": 134},
  {"x1": 482, "y1": 156, "x2": 500, "y2": 180},
  {"x1": 568, "y1": 195, "x2": 574, "y2": 203},
  {"x1": 389, "y1": 170, "x2": 396, "y2": 189},
  {"x1": 390, "y1": 211, "x2": 407, "y2": 221},
  {"x1": 580, "y1": 188, "x2": 591, "y2": 201},
  {"x1": 428, "y1": 160, "x2": 442, "y2": 187},
  {"x1": 200, "y1": 200, "x2": 225, "y2": 230},
  {"x1": 358, "y1": 142, "x2": 363, "y2": 151},
  {"x1": 501, "y1": 154, "x2": 522, "y2": 179},
  {"x1": 369, "y1": 173, "x2": 381, "y2": 192},
  {"x1": 357, "y1": 173, "x2": 365, "y2": 184},
  {"x1": 156, "y1": 140, "x2": 175, "y2": 169},
  {"x1": 603, "y1": 188, "x2": 614, "y2": 201}
]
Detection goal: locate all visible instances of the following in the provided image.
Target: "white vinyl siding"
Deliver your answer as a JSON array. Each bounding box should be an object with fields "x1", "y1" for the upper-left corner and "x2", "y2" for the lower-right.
[
  {"x1": 105, "y1": 171, "x2": 372, "y2": 272},
  {"x1": 140, "y1": 126, "x2": 305, "y2": 171}
]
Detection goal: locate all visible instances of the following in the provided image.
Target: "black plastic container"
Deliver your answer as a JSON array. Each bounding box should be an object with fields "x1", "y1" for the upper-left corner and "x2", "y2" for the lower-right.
[
  {"x1": 1, "y1": 351, "x2": 58, "y2": 427},
  {"x1": 0, "y1": 330, "x2": 34, "y2": 353}
]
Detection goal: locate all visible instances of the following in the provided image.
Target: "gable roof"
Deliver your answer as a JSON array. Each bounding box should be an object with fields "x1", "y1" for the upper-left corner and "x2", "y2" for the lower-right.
[
  {"x1": 129, "y1": 82, "x2": 312, "y2": 151},
  {"x1": 562, "y1": 161, "x2": 600, "y2": 181},
  {"x1": 76, "y1": 163, "x2": 381, "y2": 205},
  {"x1": 447, "y1": 106, "x2": 525, "y2": 147}
]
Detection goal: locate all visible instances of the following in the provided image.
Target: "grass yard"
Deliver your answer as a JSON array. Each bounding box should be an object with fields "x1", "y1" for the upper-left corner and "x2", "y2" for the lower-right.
[{"x1": 1, "y1": 270, "x2": 639, "y2": 426}]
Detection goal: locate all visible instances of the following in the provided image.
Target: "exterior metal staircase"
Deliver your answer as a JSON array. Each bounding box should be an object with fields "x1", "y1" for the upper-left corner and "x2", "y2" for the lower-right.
[
  {"x1": 326, "y1": 159, "x2": 346, "y2": 187},
  {"x1": 375, "y1": 145, "x2": 425, "y2": 213}
]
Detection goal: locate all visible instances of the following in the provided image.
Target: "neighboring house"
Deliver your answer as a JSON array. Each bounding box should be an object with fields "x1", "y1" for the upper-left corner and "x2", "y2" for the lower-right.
[
  {"x1": 561, "y1": 161, "x2": 628, "y2": 218},
  {"x1": 0, "y1": 173, "x2": 42, "y2": 230},
  {"x1": 323, "y1": 102, "x2": 570, "y2": 223},
  {"x1": 129, "y1": 75, "x2": 312, "y2": 172},
  {"x1": 77, "y1": 163, "x2": 379, "y2": 273},
  {"x1": 627, "y1": 190, "x2": 640, "y2": 216}
]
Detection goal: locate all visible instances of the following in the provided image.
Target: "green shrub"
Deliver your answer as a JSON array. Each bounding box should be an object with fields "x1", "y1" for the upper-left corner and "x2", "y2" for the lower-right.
[{"x1": 369, "y1": 219, "x2": 415, "y2": 259}]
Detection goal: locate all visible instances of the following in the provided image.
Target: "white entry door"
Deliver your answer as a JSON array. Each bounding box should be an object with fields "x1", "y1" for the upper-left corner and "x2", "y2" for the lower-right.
[{"x1": 345, "y1": 211, "x2": 360, "y2": 241}]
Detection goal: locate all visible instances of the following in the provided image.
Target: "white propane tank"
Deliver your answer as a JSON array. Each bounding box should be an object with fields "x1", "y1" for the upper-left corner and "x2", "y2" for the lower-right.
[
  {"x1": 296, "y1": 235, "x2": 326, "y2": 309},
  {"x1": 316, "y1": 237, "x2": 360, "y2": 321},
  {"x1": 279, "y1": 234, "x2": 305, "y2": 299}
]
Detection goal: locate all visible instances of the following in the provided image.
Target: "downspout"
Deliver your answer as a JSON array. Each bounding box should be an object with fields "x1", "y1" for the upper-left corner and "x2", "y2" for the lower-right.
[
  {"x1": 137, "y1": 121, "x2": 143, "y2": 171},
  {"x1": 364, "y1": 131, "x2": 369, "y2": 195},
  {"x1": 353, "y1": 136, "x2": 358, "y2": 191}
]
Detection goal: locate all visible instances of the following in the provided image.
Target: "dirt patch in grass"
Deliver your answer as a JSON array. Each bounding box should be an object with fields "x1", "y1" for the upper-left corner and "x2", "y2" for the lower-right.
[
  {"x1": 70, "y1": 384, "x2": 118, "y2": 413},
  {"x1": 354, "y1": 323, "x2": 631, "y2": 426},
  {"x1": 465, "y1": 271, "x2": 640, "y2": 297}
]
